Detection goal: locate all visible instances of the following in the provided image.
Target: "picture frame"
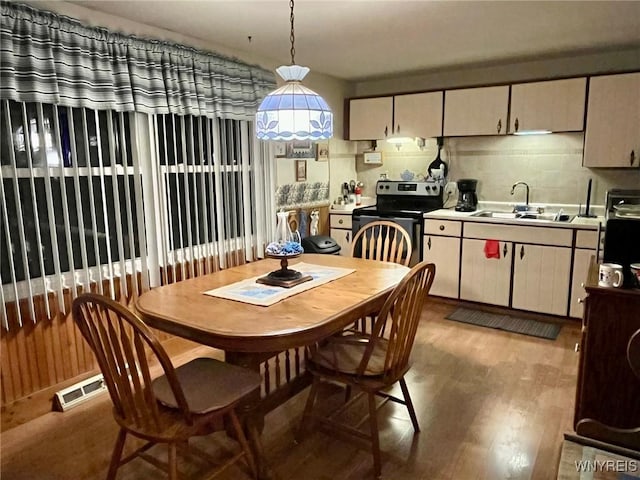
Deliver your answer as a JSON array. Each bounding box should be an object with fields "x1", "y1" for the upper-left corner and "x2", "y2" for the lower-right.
[
  {"x1": 295, "y1": 160, "x2": 307, "y2": 182},
  {"x1": 274, "y1": 142, "x2": 287, "y2": 157},
  {"x1": 316, "y1": 141, "x2": 329, "y2": 162},
  {"x1": 286, "y1": 140, "x2": 316, "y2": 159}
]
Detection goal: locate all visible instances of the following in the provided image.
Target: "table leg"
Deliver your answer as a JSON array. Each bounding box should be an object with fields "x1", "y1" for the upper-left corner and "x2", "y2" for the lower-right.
[{"x1": 225, "y1": 351, "x2": 274, "y2": 480}]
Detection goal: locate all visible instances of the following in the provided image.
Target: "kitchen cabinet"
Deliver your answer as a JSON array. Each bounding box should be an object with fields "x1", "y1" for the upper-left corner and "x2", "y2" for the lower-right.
[
  {"x1": 347, "y1": 97, "x2": 393, "y2": 140},
  {"x1": 460, "y1": 222, "x2": 573, "y2": 314},
  {"x1": 443, "y1": 85, "x2": 509, "y2": 136},
  {"x1": 347, "y1": 92, "x2": 443, "y2": 140},
  {"x1": 574, "y1": 260, "x2": 640, "y2": 451},
  {"x1": 422, "y1": 220, "x2": 461, "y2": 298},
  {"x1": 511, "y1": 243, "x2": 572, "y2": 316},
  {"x1": 460, "y1": 238, "x2": 512, "y2": 306},
  {"x1": 569, "y1": 230, "x2": 599, "y2": 318},
  {"x1": 509, "y1": 78, "x2": 586, "y2": 133},
  {"x1": 583, "y1": 72, "x2": 640, "y2": 168},
  {"x1": 329, "y1": 213, "x2": 352, "y2": 257},
  {"x1": 393, "y1": 92, "x2": 443, "y2": 139}
]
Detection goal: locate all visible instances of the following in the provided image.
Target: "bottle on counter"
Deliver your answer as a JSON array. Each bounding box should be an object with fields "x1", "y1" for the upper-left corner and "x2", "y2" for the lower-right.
[{"x1": 355, "y1": 186, "x2": 362, "y2": 205}]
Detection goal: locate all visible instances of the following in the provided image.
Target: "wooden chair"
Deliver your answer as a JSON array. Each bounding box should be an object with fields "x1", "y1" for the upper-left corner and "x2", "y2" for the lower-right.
[
  {"x1": 72, "y1": 293, "x2": 261, "y2": 480},
  {"x1": 350, "y1": 220, "x2": 413, "y2": 267},
  {"x1": 299, "y1": 261, "x2": 436, "y2": 478}
]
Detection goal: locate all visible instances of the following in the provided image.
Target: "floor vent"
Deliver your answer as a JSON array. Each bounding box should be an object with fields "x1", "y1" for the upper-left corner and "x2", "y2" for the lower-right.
[{"x1": 54, "y1": 374, "x2": 107, "y2": 411}]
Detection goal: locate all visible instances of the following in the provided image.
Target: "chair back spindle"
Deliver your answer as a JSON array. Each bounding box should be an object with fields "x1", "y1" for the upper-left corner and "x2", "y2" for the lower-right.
[{"x1": 351, "y1": 220, "x2": 413, "y2": 266}]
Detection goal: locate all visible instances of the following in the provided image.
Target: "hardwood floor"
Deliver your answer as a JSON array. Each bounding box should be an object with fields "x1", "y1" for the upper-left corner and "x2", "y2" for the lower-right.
[{"x1": 1, "y1": 301, "x2": 580, "y2": 480}]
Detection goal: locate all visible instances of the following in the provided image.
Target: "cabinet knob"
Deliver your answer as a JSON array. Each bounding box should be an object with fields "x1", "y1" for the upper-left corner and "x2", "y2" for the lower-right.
[
  {"x1": 384, "y1": 125, "x2": 389, "y2": 137},
  {"x1": 397, "y1": 124, "x2": 400, "y2": 134},
  {"x1": 631, "y1": 150, "x2": 636, "y2": 166},
  {"x1": 577, "y1": 297, "x2": 584, "y2": 304},
  {"x1": 497, "y1": 118, "x2": 502, "y2": 134},
  {"x1": 338, "y1": 219, "x2": 343, "y2": 224},
  {"x1": 346, "y1": 232, "x2": 350, "y2": 241},
  {"x1": 427, "y1": 237, "x2": 432, "y2": 250},
  {"x1": 439, "y1": 224, "x2": 445, "y2": 231},
  {"x1": 580, "y1": 282, "x2": 585, "y2": 288},
  {"x1": 519, "y1": 245, "x2": 525, "y2": 260},
  {"x1": 574, "y1": 343, "x2": 580, "y2": 353},
  {"x1": 514, "y1": 117, "x2": 519, "y2": 132},
  {"x1": 503, "y1": 243, "x2": 508, "y2": 257}
]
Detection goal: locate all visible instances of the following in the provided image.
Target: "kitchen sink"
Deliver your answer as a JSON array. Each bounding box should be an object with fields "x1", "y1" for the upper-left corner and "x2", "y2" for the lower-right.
[{"x1": 471, "y1": 210, "x2": 575, "y2": 222}]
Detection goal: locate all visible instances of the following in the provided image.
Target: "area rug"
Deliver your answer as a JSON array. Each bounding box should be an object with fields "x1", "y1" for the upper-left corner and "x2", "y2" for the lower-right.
[
  {"x1": 445, "y1": 307, "x2": 561, "y2": 340},
  {"x1": 557, "y1": 438, "x2": 640, "y2": 480}
]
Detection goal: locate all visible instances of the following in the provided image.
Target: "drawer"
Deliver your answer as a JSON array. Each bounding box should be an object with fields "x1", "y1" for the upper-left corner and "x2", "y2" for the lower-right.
[
  {"x1": 424, "y1": 219, "x2": 462, "y2": 237},
  {"x1": 575, "y1": 229, "x2": 599, "y2": 249},
  {"x1": 330, "y1": 214, "x2": 352, "y2": 229},
  {"x1": 463, "y1": 222, "x2": 573, "y2": 247}
]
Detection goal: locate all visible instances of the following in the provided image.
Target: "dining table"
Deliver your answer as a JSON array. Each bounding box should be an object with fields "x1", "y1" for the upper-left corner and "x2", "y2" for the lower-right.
[{"x1": 136, "y1": 253, "x2": 410, "y2": 479}]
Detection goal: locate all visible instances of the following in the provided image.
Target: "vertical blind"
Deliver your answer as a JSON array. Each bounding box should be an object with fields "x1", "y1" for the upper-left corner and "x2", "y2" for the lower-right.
[{"x1": 0, "y1": 99, "x2": 276, "y2": 329}]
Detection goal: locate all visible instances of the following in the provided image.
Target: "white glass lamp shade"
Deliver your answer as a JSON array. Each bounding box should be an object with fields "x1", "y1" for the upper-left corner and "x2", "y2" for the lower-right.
[{"x1": 256, "y1": 65, "x2": 333, "y2": 141}]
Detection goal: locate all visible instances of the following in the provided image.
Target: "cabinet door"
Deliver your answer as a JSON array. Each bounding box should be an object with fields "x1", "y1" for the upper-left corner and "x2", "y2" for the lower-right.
[
  {"x1": 443, "y1": 85, "x2": 509, "y2": 136},
  {"x1": 330, "y1": 228, "x2": 352, "y2": 257},
  {"x1": 510, "y1": 78, "x2": 586, "y2": 133},
  {"x1": 348, "y1": 97, "x2": 393, "y2": 140},
  {"x1": 460, "y1": 238, "x2": 511, "y2": 306},
  {"x1": 569, "y1": 248, "x2": 594, "y2": 319},
  {"x1": 512, "y1": 244, "x2": 571, "y2": 316},
  {"x1": 394, "y1": 91, "x2": 443, "y2": 139},
  {"x1": 583, "y1": 72, "x2": 640, "y2": 167},
  {"x1": 423, "y1": 235, "x2": 460, "y2": 298}
]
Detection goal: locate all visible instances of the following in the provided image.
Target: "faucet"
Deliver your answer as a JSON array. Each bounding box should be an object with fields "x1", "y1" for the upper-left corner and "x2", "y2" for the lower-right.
[{"x1": 510, "y1": 181, "x2": 530, "y2": 207}]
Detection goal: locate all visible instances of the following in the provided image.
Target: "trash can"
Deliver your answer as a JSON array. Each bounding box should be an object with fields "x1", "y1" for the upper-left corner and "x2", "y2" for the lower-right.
[{"x1": 301, "y1": 235, "x2": 341, "y2": 255}]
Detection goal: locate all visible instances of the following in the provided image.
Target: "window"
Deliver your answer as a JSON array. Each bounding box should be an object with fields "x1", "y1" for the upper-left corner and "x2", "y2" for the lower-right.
[{"x1": 1, "y1": 100, "x2": 272, "y2": 327}]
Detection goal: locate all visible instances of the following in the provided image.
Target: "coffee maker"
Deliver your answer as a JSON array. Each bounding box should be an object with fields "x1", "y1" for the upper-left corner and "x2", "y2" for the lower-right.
[{"x1": 455, "y1": 179, "x2": 478, "y2": 212}]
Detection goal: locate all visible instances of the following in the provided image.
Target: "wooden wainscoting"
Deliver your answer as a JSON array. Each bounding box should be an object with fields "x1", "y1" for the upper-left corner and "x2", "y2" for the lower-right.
[{"x1": 1, "y1": 253, "x2": 247, "y2": 432}]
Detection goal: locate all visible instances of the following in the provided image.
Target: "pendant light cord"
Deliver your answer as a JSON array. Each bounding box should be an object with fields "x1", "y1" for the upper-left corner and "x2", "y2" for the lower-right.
[{"x1": 289, "y1": 0, "x2": 296, "y2": 65}]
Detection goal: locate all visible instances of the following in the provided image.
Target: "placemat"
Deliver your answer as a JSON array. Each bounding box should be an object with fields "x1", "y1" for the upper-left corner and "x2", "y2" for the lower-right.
[{"x1": 203, "y1": 262, "x2": 355, "y2": 307}]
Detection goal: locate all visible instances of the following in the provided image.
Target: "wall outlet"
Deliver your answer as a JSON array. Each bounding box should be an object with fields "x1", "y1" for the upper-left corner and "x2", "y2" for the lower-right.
[{"x1": 444, "y1": 182, "x2": 457, "y2": 197}]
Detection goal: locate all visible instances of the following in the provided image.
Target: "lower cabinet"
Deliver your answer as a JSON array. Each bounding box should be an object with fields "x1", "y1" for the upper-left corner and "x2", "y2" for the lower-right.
[
  {"x1": 569, "y1": 248, "x2": 595, "y2": 318},
  {"x1": 512, "y1": 244, "x2": 571, "y2": 316},
  {"x1": 330, "y1": 228, "x2": 352, "y2": 257},
  {"x1": 422, "y1": 235, "x2": 460, "y2": 298},
  {"x1": 329, "y1": 213, "x2": 352, "y2": 257},
  {"x1": 460, "y1": 238, "x2": 512, "y2": 306}
]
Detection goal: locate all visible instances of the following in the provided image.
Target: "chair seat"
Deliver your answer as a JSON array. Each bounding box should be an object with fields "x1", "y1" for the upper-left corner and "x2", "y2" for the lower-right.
[
  {"x1": 310, "y1": 335, "x2": 388, "y2": 376},
  {"x1": 153, "y1": 358, "x2": 262, "y2": 414}
]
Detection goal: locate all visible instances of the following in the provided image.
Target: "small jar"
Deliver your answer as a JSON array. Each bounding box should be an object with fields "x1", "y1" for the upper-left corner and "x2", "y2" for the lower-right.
[{"x1": 355, "y1": 186, "x2": 362, "y2": 205}]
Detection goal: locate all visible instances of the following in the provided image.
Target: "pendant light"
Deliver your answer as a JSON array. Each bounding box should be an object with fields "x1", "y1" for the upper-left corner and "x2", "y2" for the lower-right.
[{"x1": 255, "y1": 0, "x2": 333, "y2": 141}]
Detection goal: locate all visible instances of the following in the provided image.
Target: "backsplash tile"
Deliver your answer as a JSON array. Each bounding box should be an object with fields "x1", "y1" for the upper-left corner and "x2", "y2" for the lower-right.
[{"x1": 355, "y1": 133, "x2": 640, "y2": 206}]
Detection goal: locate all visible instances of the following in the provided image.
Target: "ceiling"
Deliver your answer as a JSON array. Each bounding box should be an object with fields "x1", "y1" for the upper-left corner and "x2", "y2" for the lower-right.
[{"x1": 69, "y1": 1, "x2": 640, "y2": 81}]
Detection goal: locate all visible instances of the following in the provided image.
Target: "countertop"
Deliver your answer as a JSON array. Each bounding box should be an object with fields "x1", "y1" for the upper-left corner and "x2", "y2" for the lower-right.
[
  {"x1": 330, "y1": 197, "x2": 375, "y2": 212},
  {"x1": 424, "y1": 207, "x2": 605, "y2": 230}
]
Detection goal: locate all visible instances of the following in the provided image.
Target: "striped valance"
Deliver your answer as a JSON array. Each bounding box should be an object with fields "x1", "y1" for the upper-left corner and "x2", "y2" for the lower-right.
[{"x1": 0, "y1": 2, "x2": 276, "y2": 120}]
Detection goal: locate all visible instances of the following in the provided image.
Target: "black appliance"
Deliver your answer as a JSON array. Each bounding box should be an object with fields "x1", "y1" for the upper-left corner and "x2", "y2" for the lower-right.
[
  {"x1": 605, "y1": 188, "x2": 640, "y2": 220},
  {"x1": 455, "y1": 178, "x2": 478, "y2": 212},
  {"x1": 352, "y1": 180, "x2": 444, "y2": 265},
  {"x1": 603, "y1": 217, "x2": 640, "y2": 288},
  {"x1": 301, "y1": 235, "x2": 341, "y2": 255}
]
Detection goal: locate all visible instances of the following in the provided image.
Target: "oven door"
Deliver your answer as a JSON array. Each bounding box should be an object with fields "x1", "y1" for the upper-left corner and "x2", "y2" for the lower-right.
[{"x1": 351, "y1": 214, "x2": 421, "y2": 266}]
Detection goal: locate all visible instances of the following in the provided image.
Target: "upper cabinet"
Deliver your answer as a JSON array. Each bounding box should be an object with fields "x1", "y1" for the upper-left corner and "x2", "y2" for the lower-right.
[
  {"x1": 347, "y1": 97, "x2": 393, "y2": 140},
  {"x1": 347, "y1": 92, "x2": 443, "y2": 140},
  {"x1": 509, "y1": 78, "x2": 586, "y2": 133},
  {"x1": 443, "y1": 85, "x2": 509, "y2": 136},
  {"x1": 583, "y1": 72, "x2": 640, "y2": 168},
  {"x1": 393, "y1": 92, "x2": 443, "y2": 139}
]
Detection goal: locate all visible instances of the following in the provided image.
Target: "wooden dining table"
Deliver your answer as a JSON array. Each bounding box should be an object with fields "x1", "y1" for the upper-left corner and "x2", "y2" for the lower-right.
[{"x1": 136, "y1": 253, "x2": 410, "y2": 479}]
